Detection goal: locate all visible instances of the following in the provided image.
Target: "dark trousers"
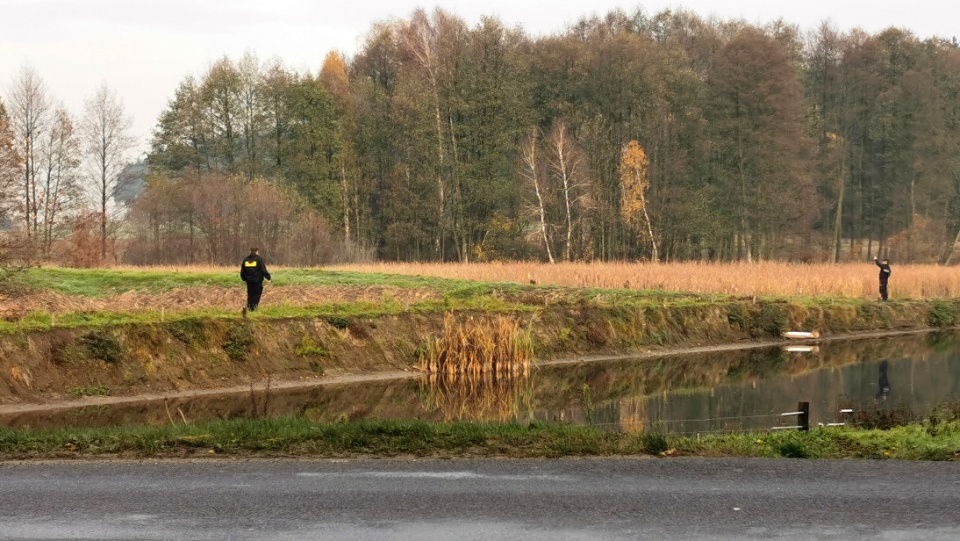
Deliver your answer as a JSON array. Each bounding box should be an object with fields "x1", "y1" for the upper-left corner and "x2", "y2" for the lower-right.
[
  {"x1": 879, "y1": 280, "x2": 888, "y2": 301},
  {"x1": 246, "y1": 281, "x2": 264, "y2": 310}
]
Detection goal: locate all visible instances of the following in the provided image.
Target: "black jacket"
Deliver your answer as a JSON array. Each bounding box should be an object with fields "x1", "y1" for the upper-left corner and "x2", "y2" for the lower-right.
[
  {"x1": 240, "y1": 253, "x2": 271, "y2": 283},
  {"x1": 876, "y1": 259, "x2": 891, "y2": 282}
]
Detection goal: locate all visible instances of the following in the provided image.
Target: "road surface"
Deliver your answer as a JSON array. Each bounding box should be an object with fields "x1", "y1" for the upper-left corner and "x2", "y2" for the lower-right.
[{"x1": 1, "y1": 457, "x2": 959, "y2": 540}]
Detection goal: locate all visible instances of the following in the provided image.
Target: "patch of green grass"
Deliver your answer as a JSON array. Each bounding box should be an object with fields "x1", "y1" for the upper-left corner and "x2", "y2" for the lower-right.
[
  {"x1": 167, "y1": 318, "x2": 208, "y2": 346},
  {"x1": 69, "y1": 384, "x2": 111, "y2": 397},
  {"x1": 17, "y1": 268, "x2": 231, "y2": 297},
  {"x1": 294, "y1": 336, "x2": 326, "y2": 357},
  {"x1": 53, "y1": 343, "x2": 87, "y2": 365},
  {"x1": 0, "y1": 419, "x2": 957, "y2": 460},
  {"x1": 13, "y1": 267, "x2": 473, "y2": 298}
]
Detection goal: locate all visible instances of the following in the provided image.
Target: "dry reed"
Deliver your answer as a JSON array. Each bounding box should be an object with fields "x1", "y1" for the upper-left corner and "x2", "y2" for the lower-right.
[
  {"x1": 332, "y1": 261, "x2": 960, "y2": 299},
  {"x1": 419, "y1": 313, "x2": 532, "y2": 377},
  {"x1": 419, "y1": 371, "x2": 532, "y2": 422},
  {"x1": 417, "y1": 313, "x2": 534, "y2": 421}
]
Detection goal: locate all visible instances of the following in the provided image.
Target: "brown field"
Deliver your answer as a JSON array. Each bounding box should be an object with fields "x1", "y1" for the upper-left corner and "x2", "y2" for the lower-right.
[
  {"x1": 0, "y1": 285, "x2": 439, "y2": 320},
  {"x1": 330, "y1": 261, "x2": 960, "y2": 300},
  {"x1": 6, "y1": 261, "x2": 958, "y2": 321}
]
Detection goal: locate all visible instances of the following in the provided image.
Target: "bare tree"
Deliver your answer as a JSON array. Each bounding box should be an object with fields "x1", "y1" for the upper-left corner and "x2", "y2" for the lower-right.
[
  {"x1": 39, "y1": 106, "x2": 81, "y2": 257},
  {"x1": 81, "y1": 84, "x2": 135, "y2": 261},
  {"x1": 0, "y1": 96, "x2": 32, "y2": 276},
  {"x1": 0, "y1": 97, "x2": 22, "y2": 225},
  {"x1": 237, "y1": 52, "x2": 264, "y2": 181},
  {"x1": 7, "y1": 66, "x2": 51, "y2": 237}
]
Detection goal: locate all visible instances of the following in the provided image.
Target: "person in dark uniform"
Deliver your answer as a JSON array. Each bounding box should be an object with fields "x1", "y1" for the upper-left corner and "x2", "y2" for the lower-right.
[
  {"x1": 240, "y1": 247, "x2": 271, "y2": 313},
  {"x1": 874, "y1": 256, "x2": 891, "y2": 301}
]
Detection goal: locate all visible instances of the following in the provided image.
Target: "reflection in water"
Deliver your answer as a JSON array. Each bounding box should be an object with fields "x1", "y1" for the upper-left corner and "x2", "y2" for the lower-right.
[
  {"x1": 418, "y1": 371, "x2": 533, "y2": 422},
  {"x1": 876, "y1": 360, "x2": 891, "y2": 402},
  {"x1": 3, "y1": 331, "x2": 960, "y2": 433}
]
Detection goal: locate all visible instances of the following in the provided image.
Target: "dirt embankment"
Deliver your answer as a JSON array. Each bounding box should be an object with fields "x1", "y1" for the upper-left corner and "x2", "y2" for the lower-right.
[{"x1": 0, "y1": 286, "x2": 949, "y2": 410}]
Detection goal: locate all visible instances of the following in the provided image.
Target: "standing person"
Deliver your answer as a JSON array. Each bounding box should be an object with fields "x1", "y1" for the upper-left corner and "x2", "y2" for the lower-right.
[
  {"x1": 240, "y1": 247, "x2": 271, "y2": 314},
  {"x1": 874, "y1": 256, "x2": 891, "y2": 301}
]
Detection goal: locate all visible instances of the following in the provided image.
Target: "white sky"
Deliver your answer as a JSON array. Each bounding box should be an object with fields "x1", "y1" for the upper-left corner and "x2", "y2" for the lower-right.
[{"x1": 4, "y1": 0, "x2": 959, "y2": 156}]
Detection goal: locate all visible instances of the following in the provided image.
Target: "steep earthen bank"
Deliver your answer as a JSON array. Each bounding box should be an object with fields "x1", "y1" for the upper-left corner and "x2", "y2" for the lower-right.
[{"x1": 0, "y1": 297, "x2": 956, "y2": 407}]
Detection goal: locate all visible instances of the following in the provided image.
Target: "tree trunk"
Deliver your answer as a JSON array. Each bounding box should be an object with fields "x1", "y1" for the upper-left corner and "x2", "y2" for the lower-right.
[
  {"x1": 640, "y1": 193, "x2": 658, "y2": 262},
  {"x1": 831, "y1": 161, "x2": 846, "y2": 263}
]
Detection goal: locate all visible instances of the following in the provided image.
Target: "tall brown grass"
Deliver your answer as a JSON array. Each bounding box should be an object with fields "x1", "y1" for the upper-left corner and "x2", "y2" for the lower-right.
[
  {"x1": 332, "y1": 261, "x2": 960, "y2": 299},
  {"x1": 419, "y1": 371, "x2": 533, "y2": 422},
  {"x1": 416, "y1": 313, "x2": 533, "y2": 421},
  {"x1": 419, "y1": 313, "x2": 532, "y2": 376}
]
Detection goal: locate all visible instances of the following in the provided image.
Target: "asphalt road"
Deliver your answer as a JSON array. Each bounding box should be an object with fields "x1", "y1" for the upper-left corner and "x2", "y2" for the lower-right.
[{"x1": 1, "y1": 457, "x2": 959, "y2": 540}]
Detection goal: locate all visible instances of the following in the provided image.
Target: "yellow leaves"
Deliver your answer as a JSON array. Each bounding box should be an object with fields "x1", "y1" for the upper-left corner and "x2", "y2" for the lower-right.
[
  {"x1": 619, "y1": 140, "x2": 650, "y2": 229},
  {"x1": 620, "y1": 140, "x2": 649, "y2": 176},
  {"x1": 319, "y1": 51, "x2": 350, "y2": 100}
]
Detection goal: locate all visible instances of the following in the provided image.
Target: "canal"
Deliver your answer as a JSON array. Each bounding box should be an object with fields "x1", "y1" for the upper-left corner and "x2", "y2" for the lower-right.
[{"x1": 3, "y1": 331, "x2": 959, "y2": 433}]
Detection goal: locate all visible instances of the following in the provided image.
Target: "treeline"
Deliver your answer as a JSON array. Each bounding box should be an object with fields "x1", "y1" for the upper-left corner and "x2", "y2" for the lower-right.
[
  {"x1": 8, "y1": 7, "x2": 960, "y2": 267},
  {"x1": 0, "y1": 69, "x2": 155, "y2": 268}
]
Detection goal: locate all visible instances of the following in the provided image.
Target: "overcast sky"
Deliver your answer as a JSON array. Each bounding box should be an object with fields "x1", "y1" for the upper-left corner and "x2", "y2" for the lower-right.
[{"x1": 4, "y1": 0, "x2": 959, "y2": 156}]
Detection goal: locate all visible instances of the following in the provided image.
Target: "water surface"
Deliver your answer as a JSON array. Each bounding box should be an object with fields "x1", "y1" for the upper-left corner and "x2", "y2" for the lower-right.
[{"x1": 3, "y1": 331, "x2": 959, "y2": 433}]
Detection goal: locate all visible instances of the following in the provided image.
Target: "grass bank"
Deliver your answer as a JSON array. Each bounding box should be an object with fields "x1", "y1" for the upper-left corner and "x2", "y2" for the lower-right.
[{"x1": 0, "y1": 418, "x2": 957, "y2": 461}]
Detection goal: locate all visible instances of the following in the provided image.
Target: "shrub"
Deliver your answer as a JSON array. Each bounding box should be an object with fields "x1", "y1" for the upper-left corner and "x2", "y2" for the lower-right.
[
  {"x1": 223, "y1": 323, "x2": 255, "y2": 362},
  {"x1": 81, "y1": 331, "x2": 122, "y2": 364},
  {"x1": 751, "y1": 303, "x2": 788, "y2": 338},
  {"x1": 294, "y1": 336, "x2": 326, "y2": 358},
  {"x1": 168, "y1": 318, "x2": 207, "y2": 346},
  {"x1": 641, "y1": 427, "x2": 670, "y2": 455},
  {"x1": 775, "y1": 437, "x2": 809, "y2": 458},
  {"x1": 927, "y1": 301, "x2": 959, "y2": 328},
  {"x1": 324, "y1": 315, "x2": 350, "y2": 329}
]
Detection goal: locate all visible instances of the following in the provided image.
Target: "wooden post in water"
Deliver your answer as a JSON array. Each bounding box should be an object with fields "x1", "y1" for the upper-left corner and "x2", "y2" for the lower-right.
[{"x1": 798, "y1": 401, "x2": 810, "y2": 432}]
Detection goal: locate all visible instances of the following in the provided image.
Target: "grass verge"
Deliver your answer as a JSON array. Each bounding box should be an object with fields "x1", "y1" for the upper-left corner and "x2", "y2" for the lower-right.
[
  {"x1": 1, "y1": 418, "x2": 957, "y2": 461},
  {"x1": 13, "y1": 267, "x2": 492, "y2": 297}
]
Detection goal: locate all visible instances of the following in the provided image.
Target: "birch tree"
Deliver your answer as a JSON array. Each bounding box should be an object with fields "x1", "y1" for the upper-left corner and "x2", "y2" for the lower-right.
[
  {"x1": 519, "y1": 127, "x2": 554, "y2": 263},
  {"x1": 546, "y1": 120, "x2": 589, "y2": 261},
  {"x1": 620, "y1": 140, "x2": 658, "y2": 261},
  {"x1": 399, "y1": 9, "x2": 450, "y2": 260}
]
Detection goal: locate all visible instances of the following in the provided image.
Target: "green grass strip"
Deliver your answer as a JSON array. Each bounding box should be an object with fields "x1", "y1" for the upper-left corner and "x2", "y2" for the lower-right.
[
  {"x1": 14, "y1": 267, "x2": 486, "y2": 297},
  {"x1": 1, "y1": 418, "x2": 957, "y2": 461}
]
